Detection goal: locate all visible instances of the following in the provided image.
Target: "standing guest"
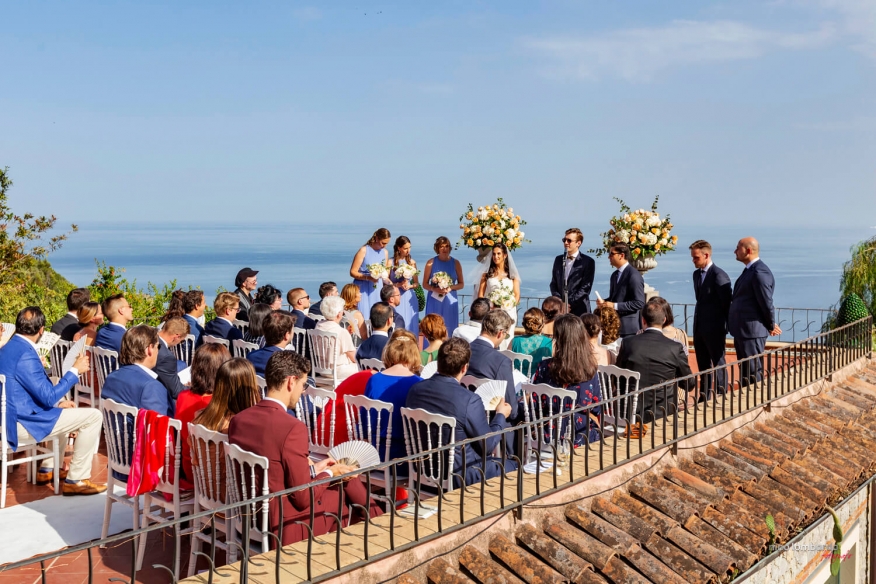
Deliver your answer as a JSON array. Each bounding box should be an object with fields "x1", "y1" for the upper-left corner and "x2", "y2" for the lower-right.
[
  {"x1": 690, "y1": 240, "x2": 732, "y2": 397},
  {"x1": 645, "y1": 297, "x2": 689, "y2": 356},
  {"x1": 549, "y1": 228, "x2": 596, "y2": 316},
  {"x1": 0, "y1": 306, "x2": 105, "y2": 496},
  {"x1": 532, "y1": 314, "x2": 602, "y2": 446},
  {"x1": 233, "y1": 267, "x2": 259, "y2": 322},
  {"x1": 287, "y1": 288, "x2": 316, "y2": 330},
  {"x1": 247, "y1": 310, "x2": 296, "y2": 377},
  {"x1": 364, "y1": 330, "x2": 423, "y2": 460},
  {"x1": 422, "y1": 236, "x2": 464, "y2": 335},
  {"x1": 160, "y1": 290, "x2": 186, "y2": 323},
  {"x1": 597, "y1": 243, "x2": 645, "y2": 338},
  {"x1": 350, "y1": 228, "x2": 392, "y2": 317},
  {"x1": 314, "y1": 296, "x2": 359, "y2": 381},
  {"x1": 309, "y1": 282, "x2": 338, "y2": 318},
  {"x1": 341, "y1": 284, "x2": 368, "y2": 340},
  {"x1": 255, "y1": 284, "x2": 284, "y2": 310},
  {"x1": 420, "y1": 314, "x2": 447, "y2": 365},
  {"x1": 229, "y1": 351, "x2": 382, "y2": 547},
  {"x1": 183, "y1": 290, "x2": 207, "y2": 347},
  {"x1": 540, "y1": 296, "x2": 563, "y2": 338},
  {"x1": 101, "y1": 325, "x2": 173, "y2": 417},
  {"x1": 389, "y1": 236, "x2": 420, "y2": 337},
  {"x1": 95, "y1": 294, "x2": 134, "y2": 353},
  {"x1": 380, "y1": 284, "x2": 406, "y2": 332},
  {"x1": 728, "y1": 237, "x2": 781, "y2": 387},
  {"x1": 72, "y1": 302, "x2": 104, "y2": 346},
  {"x1": 452, "y1": 298, "x2": 490, "y2": 343},
  {"x1": 468, "y1": 310, "x2": 518, "y2": 423},
  {"x1": 581, "y1": 313, "x2": 615, "y2": 366},
  {"x1": 405, "y1": 338, "x2": 516, "y2": 487},
  {"x1": 53, "y1": 288, "x2": 91, "y2": 341},
  {"x1": 192, "y1": 358, "x2": 261, "y2": 434},
  {"x1": 356, "y1": 302, "x2": 392, "y2": 362},
  {"x1": 242, "y1": 303, "x2": 272, "y2": 347},
  {"x1": 204, "y1": 292, "x2": 244, "y2": 343},
  {"x1": 510, "y1": 307, "x2": 553, "y2": 372},
  {"x1": 154, "y1": 316, "x2": 190, "y2": 400}
]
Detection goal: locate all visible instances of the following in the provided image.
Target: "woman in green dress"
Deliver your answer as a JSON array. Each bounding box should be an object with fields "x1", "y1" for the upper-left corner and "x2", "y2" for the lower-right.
[
  {"x1": 419, "y1": 313, "x2": 447, "y2": 365},
  {"x1": 510, "y1": 307, "x2": 553, "y2": 377}
]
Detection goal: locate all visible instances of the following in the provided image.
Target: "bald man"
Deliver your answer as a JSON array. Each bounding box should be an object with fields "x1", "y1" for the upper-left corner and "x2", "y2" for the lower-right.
[{"x1": 728, "y1": 237, "x2": 781, "y2": 388}]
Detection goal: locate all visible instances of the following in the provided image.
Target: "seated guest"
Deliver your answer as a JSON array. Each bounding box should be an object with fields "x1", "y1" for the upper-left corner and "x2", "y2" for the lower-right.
[
  {"x1": 594, "y1": 305, "x2": 622, "y2": 354},
  {"x1": 247, "y1": 310, "x2": 296, "y2": 376},
  {"x1": 53, "y1": 288, "x2": 91, "y2": 341},
  {"x1": 233, "y1": 267, "x2": 258, "y2": 321},
  {"x1": 406, "y1": 338, "x2": 516, "y2": 487},
  {"x1": 242, "y1": 303, "x2": 272, "y2": 346},
  {"x1": 582, "y1": 314, "x2": 615, "y2": 366},
  {"x1": 160, "y1": 290, "x2": 186, "y2": 323},
  {"x1": 452, "y1": 298, "x2": 491, "y2": 343},
  {"x1": 510, "y1": 307, "x2": 553, "y2": 373},
  {"x1": 154, "y1": 316, "x2": 190, "y2": 400},
  {"x1": 287, "y1": 288, "x2": 316, "y2": 330},
  {"x1": 183, "y1": 290, "x2": 207, "y2": 347},
  {"x1": 420, "y1": 314, "x2": 447, "y2": 365},
  {"x1": 255, "y1": 284, "x2": 284, "y2": 310},
  {"x1": 204, "y1": 292, "x2": 245, "y2": 343},
  {"x1": 364, "y1": 330, "x2": 423, "y2": 460},
  {"x1": 176, "y1": 344, "x2": 231, "y2": 482},
  {"x1": 95, "y1": 293, "x2": 133, "y2": 353},
  {"x1": 356, "y1": 302, "x2": 392, "y2": 363},
  {"x1": 193, "y1": 358, "x2": 261, "y2": 434},
  {"x1": 0, "y1": 306, "x2": 106, "y2": 495},
  {"x1": 541, "y1": 296, "x2": 563, "y2": 338},
  {"x1": 309, "y1": 281, "x2": 338, "y2": 318},
  {"x1": 341, "y1": 283, "x2": 368, "y2": 339},
  {"x1": 229, "y1": 351, "x2": 382, "y2": 547},
  {"x1": 468, "y1": 310, "x2": 519, "y2": 423},
  {"x1": 532, "y1": 314, "x2": 602, "y2": 446},
  {"x1": 616, "y1": 302, "x2": 696, "y2": 423},
  {"x1": 645, "y1": 297, "x2": 690, "y2": 357},
  {"x1": 102, "y1": 325, "x2": 173, "y2": 416},
  {"x1": 72, "y1": 301, "x2": 104, "y2": 346},
  {"x1": 314, "y1": 296, "x2": 359, "y2": 381},
  {"x1": 380, "y1": 284, "x2": 405, "y2": 332}
]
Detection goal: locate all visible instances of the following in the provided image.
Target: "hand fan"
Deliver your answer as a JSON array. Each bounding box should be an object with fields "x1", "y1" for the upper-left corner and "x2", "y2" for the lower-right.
[
  {"x1": 420, "y1": 361, "x2": 438, "y2": 379},
  {"x1": 62, "y1": 337, "x2": 87, "y2": 375},
  {"x1": 475, "y1": 380, "x2": 506, "y2": 411},
  {"x1": 327, "y1": 440, "x2": 381, "y2": 470},
  {"x1": 512, "y1": 369, "x2": 528, "y2": 387},
  {"x1": 1, "y1": 323, "x2": 15, "y2": 344},
  {"x1": 35, "y1": 332, "x2": 61, "y2": 358}
]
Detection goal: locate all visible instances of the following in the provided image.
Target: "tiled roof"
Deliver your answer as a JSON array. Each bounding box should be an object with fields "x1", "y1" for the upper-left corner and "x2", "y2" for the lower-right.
[{"x1": 419, "y1": 364, "x2": 876, "y2": 584}]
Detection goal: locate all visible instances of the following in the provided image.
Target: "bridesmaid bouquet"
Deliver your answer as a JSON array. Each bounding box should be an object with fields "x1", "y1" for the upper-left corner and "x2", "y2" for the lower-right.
[
  {"x1": 394, "y1": 263, "x2": 419, "y2": 281},
  {"x1": 430, "y1": 271, "x2": 454, "y2": 301},
  {"x1": 457, "y1": 198, "x2": 529, "y2": 252},
  {"x1": 487, "y1": 281, "x2": 517, "y2": 309},
  {"x1": 367, "y1": 261, "x2": 389, "y2": 281}
]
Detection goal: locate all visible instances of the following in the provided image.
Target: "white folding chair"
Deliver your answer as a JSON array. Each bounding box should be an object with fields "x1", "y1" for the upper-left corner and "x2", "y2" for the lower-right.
[
  {"x1": 364, "y1": 319, "x2": 373, "y2": 337},
  {"x1": 204, "y1": 335, "x2": 230, "y2": 349},
  {"x1": 173, "y1": 335, "x2": 196, "y2": 367},
  {"x1": 91, "y1": 346, "x2": 120, "y2": 393},
  {"x1": 297, "y1": 386, "x2": 337, "y2": 457},
  {"x1": 288, "y1": 327, "x2": 309, "y2": 358},
  {"x1": 358, "y1": 358, "x2": 386, "y2": 372},
  {"x1": 500, "y1": 350, "x2": 534, "y2": 380},
  {"x1": 400, "y1": 407, "x2": 457, "y2": 496},
  {"x1": 342, "y1": 313, "x2": 362, "y2": 347},
  {"x1": 0, "y1": 323, "x2": 14, "y2": 345},
  {"x1": 256, "y1": 375, "x2": 267, "y2": 396},
  {"x1": 460, "y1": 375, "x2": 493, "y2": 392},
  {"x1": 308, "y1": 329, "x2": 342, "y2": 388},
  {"x1": 232, "y1": 319, "x2": 249, "y2": 334},
  {"x1": 187, "y1": 424, "x2": 233, "y2": 577},
  {"x1": 597, "y1": 365, "x2": 641, "y2": 429},
  {"x1": 309, "y1": 314, "x2": 325, "y2": 322},
  {"x1": 100, "y1": 399, "x2": 142, "y2": 547},
  {"x1": 420, "y1": 361, "x2": 438, "y2": 380},
  {"x1": 1, "y1": 375, "x2": 62, "y2": 508},
  {"x1": 74, "y1": 345, "x2": 100, "y2": 408},
  {"x1": 521, "y1": 383, "x2": 577, "y2": 463},
  {"x1": 49, "y1": 339, "x2": 72, "y2": 383},
  {"x1": 344, "y1": 395, "x2": 395, "y2": 493},
  {"x1": 225, "y1": 443, "x2": 270, "y2": 555},
  {"x1": 232, "y1": 339, "x2": 260, "y2": 359}
]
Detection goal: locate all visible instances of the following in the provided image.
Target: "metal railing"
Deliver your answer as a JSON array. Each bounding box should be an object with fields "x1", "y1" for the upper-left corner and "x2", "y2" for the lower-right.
[{"x1": 1, "y1": 317, "x2": 871, "y2": 583}]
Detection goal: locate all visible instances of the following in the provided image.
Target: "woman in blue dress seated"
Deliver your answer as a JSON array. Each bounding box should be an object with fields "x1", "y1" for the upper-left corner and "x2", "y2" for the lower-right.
[
  {"x1": 350, "y1": 228, "x2": 392, "y2": 318},
  {"x1": 388, "y1": 235, "x2": 420, "y2": 338},
  {"x1": 422, "y1": 236, "x2": 464, "y2": 337},
  {"x1": 531, "y1": 314, "x2": 601, "y2": 447}
]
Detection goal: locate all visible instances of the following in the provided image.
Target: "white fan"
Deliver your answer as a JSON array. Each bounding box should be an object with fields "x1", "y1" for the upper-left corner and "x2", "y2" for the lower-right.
[
  {"x1": 512, "y1": 369, "x2": 528, "y2": 386},
  {"x1": 327, "y1": 440, "x2": 381, "y2": 470},
  {"x1": 62, "y1": 337, "x2": 87, "y2": 375},
  {"x1": 35, "y1": 332, "x2": 61, "y2": 358},
  {"x1": 475, "y1": 380, "x2": 507, "y2": 411},
  {"x1": 421, "y1": 361, "x2": 438, "y2": 379},
  {"x1": 1, "y1": 323, "x2": 15, "y2": 344}
]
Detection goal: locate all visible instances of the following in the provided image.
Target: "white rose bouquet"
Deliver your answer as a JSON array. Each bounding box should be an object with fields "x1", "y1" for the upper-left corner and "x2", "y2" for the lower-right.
[
  {"x1": 430, "y1": 271, "x2": 454, "y2": 302},
  {"x1": 367, "y1": 262, "x2": 389, "y2": 281},
  {"x1": 487, "y1": 281, "x2": 517, "y2": 310},
  {"x1": 394, "y1": 263, "x2": 419, "y2": 281},
  {"x1": 457, "y1": 198, "x2": 529, "y2": 251},
  {"x1": 589, "y1": 195, "x2": 678, "y2": 260}
]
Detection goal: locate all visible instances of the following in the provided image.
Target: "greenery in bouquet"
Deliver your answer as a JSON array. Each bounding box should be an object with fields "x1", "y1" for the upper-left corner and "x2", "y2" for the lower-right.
[
  {"x1": 589, "y1": 195, "x2": 678, "y2": 259},
  {"x1": 457, "y1": 198, "x2": 529, "y2": 251}
]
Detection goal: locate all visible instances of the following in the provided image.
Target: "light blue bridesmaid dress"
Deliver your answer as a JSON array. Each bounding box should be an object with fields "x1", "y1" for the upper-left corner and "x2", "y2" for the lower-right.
[
  {"x1": 391, "y1": 259, "x2": 420, "y2": 337},
  {"x1": 356, "y1": 245, "x2": 387, "y2": 316},
  {"x1": 424, "y1": 256, "x2": 459, "y2": 334}
]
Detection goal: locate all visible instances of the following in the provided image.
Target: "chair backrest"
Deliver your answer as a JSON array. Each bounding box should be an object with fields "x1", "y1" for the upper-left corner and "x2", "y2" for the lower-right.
[
  {"x1": 420, "y1": 361, "x2": 438, "y2": 380},
  {"x1": 188, "y1": 423, "x2": 229, "y2": 509},
  {"x1": 173, "y1": 335, "x2": 196, "y2": 367},
  {"x1": 460, "y1": 375, "x2": 493, "y2": 392},
  {"x1": 358, "y1": 358, "x2": 385, "y2": 372},
  {"x1": 225, "y1": 442, "x2": 270, "y2": 551},
  {"x1": 400, "y1": 407, "x2": 457, "y2": 492},
  {"x1": 232, "y1": 319, "x2": 249, "y2": 333},
  {"x1": 344, "y1": 394, "x2": 393, "y2": 463},
  {"x1": 500, "y1": 350, "x2": 534, "y2": 379},
  {"x1": 255, "y1": 376, "x2": 266, "y2": 396},
  {"x1": 0, "y1": 375, "x2": 8, "y2": 452},
  {"x1": 91, "y1": 346, "x2": 120, "y2": 388},
  {"x1": 297, "y1": 386, "x2": 337, "y2": 455},
  {"x1": 204, "y1": 335, "x2": 230, "y2": 349},
  {"x1": 341, "y1": 313, "x2": 362, "y2": 347},
  {"x1": 288, "y1": 328, "x2": 308, "y2": 357},
  {"x1": 522, "y1": 383, "x2": 577, "y2": 446},
  {"x1": 100, "y1": 398, "x2": 139, "y2": 479},
  {"x1": 49, "y1": 339, "x2": 72, "y2": 381},
  {"x1": 75, "y1": 345, "x2": 100, "y2": 407},
  {"x1": 0, "y1": 323, "x2": 14, "y2": 344},
  {"x1": 364, "y1": 319, "x2": 373, "y2": 337},
  {"x1": 597, "y1": 365, "x2": 641, "y2": 423},
  {"x1": 152, "y1": 418, "x2": 184, "y2": 496},
  {"x1": 232, "y1": 339, "x2": 260, "y2": 359},
  {"x1": 307, "y1": 329, "x2": 339, "y2": 386},
  {"x1": 310, "y1": 314, "x2": 325, "y2": 322}
]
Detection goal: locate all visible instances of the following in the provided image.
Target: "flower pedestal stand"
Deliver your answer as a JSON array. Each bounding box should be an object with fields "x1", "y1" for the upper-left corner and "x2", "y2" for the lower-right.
[{"x1": 632, "y1": 257, "x2": 660, "y2": 301}]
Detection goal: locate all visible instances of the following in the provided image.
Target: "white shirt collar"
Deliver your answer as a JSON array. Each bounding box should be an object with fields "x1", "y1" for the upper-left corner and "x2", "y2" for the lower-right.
[
  {"x1": 567, "y1": 250, "x2": 579, "y2": 260},
  {"x1": 644, "y1": 327, "x2": 664, "y2": 333},
  {"x1": 702, "y1": 261, "x2": 713, "y2": 272},
  {"x1": 110, "y1": 322, "x2": 127, "y2": 330},
  {"x1": 745, "y1": 257, "x2": 760, "y2": 268},
  {"x1": 372, "y1": 330, "x2": 389, "y2": 337},
  {"x1": 465, "y1": 321, "x2": 482, "y2": 328},
  {"x1": 135, "y1": 363, "x2": 159, "y2": 379},
  {"x1": 159, "y1": 337, "x2": 168, "y2": 348},
  {"x1": 263, "y1": 396, "x2": 287, "y2": 409},
  {"x1": 617, "y1": 263, "x2": 628, "y2": 275},
  {"x1": 67, "y1": 311, "x2": 77, "y2": 318}
]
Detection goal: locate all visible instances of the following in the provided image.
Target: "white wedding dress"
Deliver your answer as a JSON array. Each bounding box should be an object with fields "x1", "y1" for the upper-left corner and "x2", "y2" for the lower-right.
[{"x1": 483, "y1": 276, "x2": 518, "y2": 350}]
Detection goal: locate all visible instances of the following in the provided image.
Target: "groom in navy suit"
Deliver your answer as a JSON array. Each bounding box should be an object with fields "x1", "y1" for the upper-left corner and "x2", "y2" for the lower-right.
[
  {"x1": 598, "y1": 243, "x2": 645, "y2": 338},
  {"x1": 549, "y1": 228, "x2": 596, "y2": 316},
  {"x1": 728, "y1": 237, "x2": 781, "y2": 388},
  {"x1": 690, "y1": 240, "x2": 732, "y2": 397}
]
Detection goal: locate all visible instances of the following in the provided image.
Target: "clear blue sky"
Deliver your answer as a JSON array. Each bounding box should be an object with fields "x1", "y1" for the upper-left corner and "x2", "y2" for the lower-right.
[{"x1": 2, "y1": 1, "x2": 874, "y2": 228}]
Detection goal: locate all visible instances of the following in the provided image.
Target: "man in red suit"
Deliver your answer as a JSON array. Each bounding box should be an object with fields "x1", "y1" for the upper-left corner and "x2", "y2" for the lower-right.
[{"x1": 228, "y1": 351, "x2": 382, "y2": 547}]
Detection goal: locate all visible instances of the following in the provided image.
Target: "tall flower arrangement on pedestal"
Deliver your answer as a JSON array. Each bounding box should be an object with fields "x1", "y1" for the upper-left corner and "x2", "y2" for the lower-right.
[
  {"x1": 590, "y1": 196, "x2": 678, "y2": 260},
  {"x1": 457, "y1": 198, "x2": 529, "y2": 253}
]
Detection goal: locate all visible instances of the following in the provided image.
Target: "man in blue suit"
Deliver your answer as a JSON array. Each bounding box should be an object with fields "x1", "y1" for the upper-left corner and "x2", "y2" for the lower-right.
[
  {"x1": 728, "y1": 237, "x2": 781, "y2": 388},
  {"x1": 356, "y1": 302, "x2": 392, "y2": 363},
  {"x1": 690, "y1": 240, "x2": 732, "y2": 398},
  {"x1": 102, "y1": 325, "x2": 173, "y2": 417},
  {"x1": 183, "y1": 290, "x2": 207, "y2": 347},
  {"x1": 467, "y1": 310, "x2": 519, "y2": 424},
  {"x1": 247, "y1": 310, "x2": 296, "y2": 377},
  {"x1": 94, "y1": 293, "x2": 133, "y2": 353},
  {"x1": 154, "y1": 317, "x2": 190, "y2": 401},
  {"x1": 287, "y1": 288, "x2": 316, "y2": 330},
  {"x1": 598, "y1": 243, "x2": 646, "y2": 338},
  {"x1": 204, "y1": 292, "x2": 244, "y2": 343},
  {"x1": 549, "y1": 228, "x2": 596, "y2": 316},
  {"x1": 0, "y1": 307, "x2": 106, "y2": 495},
  {"x1": 405, "y1": 338, "x2": 516, "y2": 488}
]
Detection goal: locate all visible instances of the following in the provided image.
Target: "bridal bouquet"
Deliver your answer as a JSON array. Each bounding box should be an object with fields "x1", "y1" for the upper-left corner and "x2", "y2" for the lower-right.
[
  {"x1": 458, "y1": 198, "x2": 529, "y2": 251},
  {"x1": 590, "y1": 196, "x2": 678, "y2": 259},
  {"x1": 367, "y1": 262, "x2": 389, "y2": 281},
  {"x1": 487, "y1": 281, "x2": 517, "y2": 309},
  {"x1": 394, "y1": 263, "x2": 419, "y2": 281}
]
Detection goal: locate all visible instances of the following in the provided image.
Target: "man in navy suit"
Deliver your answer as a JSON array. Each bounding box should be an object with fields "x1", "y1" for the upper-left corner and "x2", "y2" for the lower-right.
[
  {"x1": 95, "y1": 293, "x2": 133, "y2": 353},
  {"x1": 406, "y1": 338, "x2": 516, "y2": 488},
  {"x1": 356, "y1": 302, "x2": 392, "y2": 363},
  {"x1": 247, "y1": 310, "x2": 296, "y2": 377},
  {"x1": 51, "y1": 288, "x2": 91, "y2": 341},
  {"x1": 204, "y1": 292, "x2": 244, "y2": 343},
  {"x1": 102, "y1": 325, "x2": 173, "y2": 417},
  {"x1": 183, "y1": 290, "x2": 207, "y2": 347},
  {"x1": 549, "y1": 228, "x2": 596, "y2": 316},
  {"x1": 0, "y1": 307, "x2": 106, "y2": 495},
  {"x1": 690, "y1": 240, "x2": 732, "y2": 398},
  {"x1": 309, "y1": 282, "x2": 337, "y2": 318},
  {"x1": 154, "y1": 316, "x2": 190, "y2": 401},
  {"x1": 728, "y1": 237, "x2": 781, "y2": 388},
  {"x1": 598, "y1": 243, "x2": 645, "y2": 338},
  {"x1": 287, "y1": 288, "x2": 316, "y2": 330},
  {"x1": 380, "y1": 285, "x2": 406, "y2": 331},
  {"x1": 467, "y1": 310, "x2": 519, "y2": 423}
]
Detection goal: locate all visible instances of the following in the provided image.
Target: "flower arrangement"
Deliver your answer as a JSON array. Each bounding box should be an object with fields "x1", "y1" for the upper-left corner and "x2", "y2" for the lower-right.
[
  {"x1": 487, "y1": 281, "x2": 517, "y2": 309},
  {"x1": 431, "y1": 271, "x2": 453, "y2": 292},
  {"x1": 590, "y1": 196, "x2": 678, "y2": 259},
  {"x1": 458, "y1": 198, "x2": 529, "y2": 251},
  {"x1": 394, "y1": 263, "x2": 419, "y2": 281},
  {"x1": 367, "y1": 262, "x2": 389, "y2": 281}
]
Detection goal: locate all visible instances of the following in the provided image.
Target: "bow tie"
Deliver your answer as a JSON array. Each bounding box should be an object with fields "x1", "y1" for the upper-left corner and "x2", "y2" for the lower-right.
[{"x1": 567, "y1": 255, "x2": 576, "y2": 261}]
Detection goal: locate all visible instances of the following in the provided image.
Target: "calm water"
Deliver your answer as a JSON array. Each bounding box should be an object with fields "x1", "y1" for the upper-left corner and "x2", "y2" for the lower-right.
[{"x1": 49, "y1": 221, "x2": 873, "y2": 313}]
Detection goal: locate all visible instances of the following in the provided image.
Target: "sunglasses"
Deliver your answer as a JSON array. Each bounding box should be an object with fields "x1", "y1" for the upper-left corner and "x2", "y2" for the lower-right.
[{"x1": 561, "y1": 238, "x2": 577, "y2": 244}]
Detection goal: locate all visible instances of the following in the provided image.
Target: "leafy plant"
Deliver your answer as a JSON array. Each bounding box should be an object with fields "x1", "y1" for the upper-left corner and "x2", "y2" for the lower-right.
[
  {"x1": 88, "y1": 261, "x2": 178, "y2": 327},
  {"x1": 827, "y1": 506, "x2": 844, "y2": 577},
  {"x1": 414, "y1": 285, "x2": 426, "y2": 312},
  {"x1": 765, "y1": 513, "x2": 776, "y2": 551},
  {"x1": 839, "y1": 236, "x2": 876, "y2": 319}
]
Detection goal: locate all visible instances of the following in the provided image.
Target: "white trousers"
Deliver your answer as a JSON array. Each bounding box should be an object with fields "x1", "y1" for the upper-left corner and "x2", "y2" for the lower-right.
[{"x1": 17, "y1": 408, "x2": 103, "y2": 481}]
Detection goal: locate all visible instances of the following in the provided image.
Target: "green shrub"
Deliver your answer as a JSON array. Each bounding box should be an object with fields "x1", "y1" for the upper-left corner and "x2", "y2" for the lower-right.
[{"x1": 88, "y1": 261, "x2": 177, "y2": 327}]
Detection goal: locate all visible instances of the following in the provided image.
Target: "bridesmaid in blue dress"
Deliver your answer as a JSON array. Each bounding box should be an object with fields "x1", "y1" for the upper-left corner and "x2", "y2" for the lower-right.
[
  {"x1": 422, "y1": 236, "x2": 464, "y2": 335},
  {"x1": 350, "y1": 228, "x2": 392, "y2": 317},
  {"x1": 389, "y1": 236, "x2": 420, "y2": 337}
]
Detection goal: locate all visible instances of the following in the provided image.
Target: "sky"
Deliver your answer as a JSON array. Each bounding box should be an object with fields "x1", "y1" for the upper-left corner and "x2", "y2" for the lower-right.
[{"x1": 1, "y1": 0, "x2": 874, "y2": 228}]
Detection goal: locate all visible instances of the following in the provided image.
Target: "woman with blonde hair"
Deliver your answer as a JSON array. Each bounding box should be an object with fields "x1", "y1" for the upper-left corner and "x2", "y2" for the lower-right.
[
  {"x1": 419, "y1": 313, "x2": 447, "y2": 365},
  {"x1": 350, "y1": 227, "x2": 392, "y2": 316},
  {"x1": 340, "y1": 283, "x2": 368, "y2": 340},
  {"x1": 73, "y1": 301, "x2": 104, "y2": 346},
  {"x1": 192, "y1": 358, "x2": 261, "y2": 433}
]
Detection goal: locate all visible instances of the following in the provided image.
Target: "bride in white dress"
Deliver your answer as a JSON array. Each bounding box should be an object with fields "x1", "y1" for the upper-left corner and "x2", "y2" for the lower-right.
[{"x1": 476, "y1": 244, "x2": 521, "y2": 350}]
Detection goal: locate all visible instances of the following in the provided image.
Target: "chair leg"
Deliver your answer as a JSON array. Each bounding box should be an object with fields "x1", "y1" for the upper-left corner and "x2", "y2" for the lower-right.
[
  {"x1": 136, "y1": 495, "x2": 149, "y2": 571},
  {"x1": 53, "y1": 438, "x2": 60, "y2": 495},
  {"x1": 226, "y1": 515, "x2": 237, "y2": 565},
  {"x1": 1, "y1": 458, "x2": 7, "y2": 509},
  {"x1": 187, "y1": 527, "x2": 200, "y2": 577},
  {"x1": 100, "y1": 475, "x2": 115, "y2": 547}
]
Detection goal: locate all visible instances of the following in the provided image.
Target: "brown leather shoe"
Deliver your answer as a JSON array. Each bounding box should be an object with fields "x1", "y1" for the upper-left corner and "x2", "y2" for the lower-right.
[
  {"x1": 36, "y1": 468, "x2": 68, "y2": 485},
  {"x1": 62, "y1": 479, "x2": 108, "y2": 496}
]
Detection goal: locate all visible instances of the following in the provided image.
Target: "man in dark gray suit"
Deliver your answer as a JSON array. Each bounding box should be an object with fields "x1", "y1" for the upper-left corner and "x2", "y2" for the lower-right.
[
  {"x1": 597, "y1": 243, "x2": 645, "y2": 338},
  {"x1": 690, "y1": 240, "x2": 732, "y2": 398},
  {"x1": 728, "y1": 237, "x2": 781, "y2": 388},
  {"x1": 51, "y1": 288, "x2": 90, "y2": 341}
]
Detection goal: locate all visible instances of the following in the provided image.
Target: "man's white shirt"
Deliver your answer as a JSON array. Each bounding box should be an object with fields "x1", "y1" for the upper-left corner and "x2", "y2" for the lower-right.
[{"x1": 452, "y1": 322, "x2": 482, "y2": 343}]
